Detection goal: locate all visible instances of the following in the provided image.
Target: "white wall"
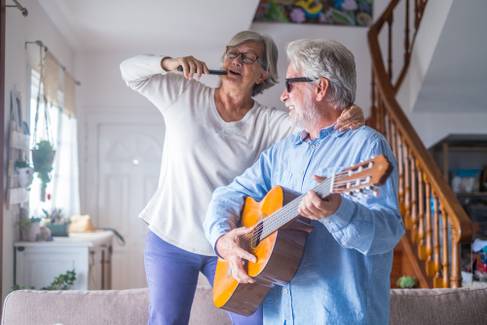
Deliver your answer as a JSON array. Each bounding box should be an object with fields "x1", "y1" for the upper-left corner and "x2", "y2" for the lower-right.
[
  {"x1": 3, "y1": 0, "x2": 74, "y2": 300},
  {"x1": 410, "y1": 112, "x2": 487, "y2": 147},
  {"x1": 396, "y1": 0, "x2": 454, "y2": 114},
  {"x1": 396, "y1": 0, "x2": 487, "y2": 147}
]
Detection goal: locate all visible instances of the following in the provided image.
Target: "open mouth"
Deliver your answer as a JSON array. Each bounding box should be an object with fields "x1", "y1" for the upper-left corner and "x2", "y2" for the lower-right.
[{"x1": 228, "y1": 69, "x2": 242, "y2": 76}]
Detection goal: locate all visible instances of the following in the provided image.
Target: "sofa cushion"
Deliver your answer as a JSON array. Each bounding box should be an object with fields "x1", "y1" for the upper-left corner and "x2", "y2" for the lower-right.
[
  {"x1": 1, "y1": 288, "x2": 230, "y2": 325},
  {"x1": 390, "y1": 287, "x2": 487, "y2": 325}
]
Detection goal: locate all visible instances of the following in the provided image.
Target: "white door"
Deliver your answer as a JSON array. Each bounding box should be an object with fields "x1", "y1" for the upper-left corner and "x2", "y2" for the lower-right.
[{"x1": 84, "y1": 111, "x2": 164, "y2": 289}]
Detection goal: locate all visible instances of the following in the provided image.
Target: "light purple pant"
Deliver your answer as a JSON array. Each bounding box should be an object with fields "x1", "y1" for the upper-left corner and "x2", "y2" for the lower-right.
[{"x1": 144, "y1": 231, "x2": 263, "y2": 325}]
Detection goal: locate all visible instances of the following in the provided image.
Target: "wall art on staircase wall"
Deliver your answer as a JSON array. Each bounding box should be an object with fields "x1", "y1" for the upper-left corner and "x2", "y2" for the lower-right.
[{"x1": 254, "y1": 0, "x2": 373, "y2": 27}]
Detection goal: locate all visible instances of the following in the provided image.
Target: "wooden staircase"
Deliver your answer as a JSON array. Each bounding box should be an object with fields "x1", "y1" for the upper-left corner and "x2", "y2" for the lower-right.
[{"x1": 368, "y1": 0, "x2": 475, "y2": 288}]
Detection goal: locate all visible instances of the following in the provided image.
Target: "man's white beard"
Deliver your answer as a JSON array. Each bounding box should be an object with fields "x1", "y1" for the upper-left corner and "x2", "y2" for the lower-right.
[{"x1": 289, "y1": 98, "x2": 321, "y2": 130}]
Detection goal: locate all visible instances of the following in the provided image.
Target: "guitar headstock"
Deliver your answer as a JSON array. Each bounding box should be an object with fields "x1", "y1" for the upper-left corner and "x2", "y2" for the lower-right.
[{"x1": 332, "y1": 155, "x2": 392, "y2": 195}]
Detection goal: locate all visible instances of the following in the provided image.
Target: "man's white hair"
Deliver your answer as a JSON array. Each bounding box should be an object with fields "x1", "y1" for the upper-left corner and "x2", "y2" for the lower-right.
[{"x1": 286, "y1": 39, "x2": 356, "y2": 109}]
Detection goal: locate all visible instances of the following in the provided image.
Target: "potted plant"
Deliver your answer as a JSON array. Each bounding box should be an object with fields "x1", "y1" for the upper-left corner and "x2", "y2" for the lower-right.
[
  {"x1": 14, "y1": 160, "x2": 34, "y2": 188},
  {"x1": 396, "y1": 275, "x2": 418, "y2": 289},
  {"x1": 43, "y1": 208, "x2": 69, "y2": 237},
  {"x1": 19, "y1": 217, "x2": 41, "y2": 242},
  {"x1": 31, "y1": 140, "x2": 55, "y2": 201}
]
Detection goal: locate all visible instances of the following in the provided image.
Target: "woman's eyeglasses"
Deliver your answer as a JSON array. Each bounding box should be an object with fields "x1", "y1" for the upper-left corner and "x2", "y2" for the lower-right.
[
  {"x1": 285, "y1": 77, "x2": 316, "y2": 93},
  {"x1": 225, "y1": 50, "x2": 260, "y2": 65}
]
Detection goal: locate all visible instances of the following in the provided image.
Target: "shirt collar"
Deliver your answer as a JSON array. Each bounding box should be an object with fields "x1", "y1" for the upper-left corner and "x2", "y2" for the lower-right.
[{"x1": 293, "y1": 124, "x2": 348, "y2": 145}]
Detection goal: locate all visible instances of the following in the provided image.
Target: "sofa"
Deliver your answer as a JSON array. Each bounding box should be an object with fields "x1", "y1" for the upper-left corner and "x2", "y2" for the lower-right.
[{"x1": 2, "y1": 286, "x2": 487, "y2": 324}]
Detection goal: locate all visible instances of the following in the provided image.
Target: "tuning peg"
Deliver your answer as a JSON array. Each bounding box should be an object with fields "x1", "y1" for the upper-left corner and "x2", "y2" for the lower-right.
[{"x1": 362, "y1": 188, "x2": 371, "y2": 195}]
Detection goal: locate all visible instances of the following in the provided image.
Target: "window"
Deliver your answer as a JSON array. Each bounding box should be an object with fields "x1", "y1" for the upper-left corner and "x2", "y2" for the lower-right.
[{"x1": 29, "y1": 69, "x2": 80, "y2": 218}]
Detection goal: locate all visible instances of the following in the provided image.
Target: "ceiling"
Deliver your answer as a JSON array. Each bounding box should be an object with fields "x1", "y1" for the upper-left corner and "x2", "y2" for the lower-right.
[{"x1": 39, "y1": 0, "x2": 260, "y2": 53}]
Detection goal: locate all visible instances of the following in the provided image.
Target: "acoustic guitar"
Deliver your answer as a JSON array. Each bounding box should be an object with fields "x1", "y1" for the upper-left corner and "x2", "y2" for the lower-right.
[{"x1": 213, "y1": 155, "x2": 392, "y2": 315}]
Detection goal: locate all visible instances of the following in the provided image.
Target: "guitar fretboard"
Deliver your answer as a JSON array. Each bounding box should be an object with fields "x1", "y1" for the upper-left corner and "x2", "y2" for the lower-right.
[{"x1": 250, "y1": 176, "x2": 334, "y2": 247}]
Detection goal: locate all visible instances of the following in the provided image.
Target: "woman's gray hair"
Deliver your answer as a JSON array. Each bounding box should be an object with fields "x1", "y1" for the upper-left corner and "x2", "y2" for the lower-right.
[
  {"x1": 286, "y1": 39, "x2": 356, "y2": 108},
  {"x1": 225, "y1": 30, "x2": 278, "y2": 96}
]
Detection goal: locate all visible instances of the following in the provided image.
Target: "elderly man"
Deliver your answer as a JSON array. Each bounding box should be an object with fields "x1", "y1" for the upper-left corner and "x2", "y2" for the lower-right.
[{"x1": 204, "y1": 39, "x2": 404, "y2": 325}]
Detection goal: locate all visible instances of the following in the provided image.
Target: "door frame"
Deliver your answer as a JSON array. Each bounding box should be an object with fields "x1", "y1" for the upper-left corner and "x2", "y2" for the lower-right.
[{"x1": 1, "y1": 0, "x2": 7, "y2": 301}]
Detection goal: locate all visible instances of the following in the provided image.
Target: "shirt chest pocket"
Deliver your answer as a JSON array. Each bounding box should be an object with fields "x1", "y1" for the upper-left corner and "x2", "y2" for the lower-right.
[{"x1": 274, "y1": 162, "x2": 297, "y2": 189}]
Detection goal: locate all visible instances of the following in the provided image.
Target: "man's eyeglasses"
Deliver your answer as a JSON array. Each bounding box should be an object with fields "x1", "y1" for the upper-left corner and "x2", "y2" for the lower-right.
[
  {"x1": 285, "y1": 77, "x2": 316, "y2": 93},
  {"x1": 225, "y1": 49, "x2": 261, "y2": 65}
]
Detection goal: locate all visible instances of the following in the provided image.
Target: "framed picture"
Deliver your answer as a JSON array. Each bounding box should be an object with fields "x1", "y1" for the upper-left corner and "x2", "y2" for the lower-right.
[{"x1": 253, "y1": 0, "x2": 374, "y2": 27}]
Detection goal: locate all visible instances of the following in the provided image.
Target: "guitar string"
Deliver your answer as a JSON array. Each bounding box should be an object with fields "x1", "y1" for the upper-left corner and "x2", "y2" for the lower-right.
[
  {"x1": 247, "y1": 177, "x2": 334, "y2": 244},
  {"x1": 250, "y1": 171, "x2": 357, "y2": 237},
  {"x1": 246, "y1": 173, "x2": 350, "y2": 244},
  {"x1": 246, "y1": 168, "x2": 377, "y2": 245},
  {"x1": 254, "y1": 176, "x2": 373, "y2": 241}
]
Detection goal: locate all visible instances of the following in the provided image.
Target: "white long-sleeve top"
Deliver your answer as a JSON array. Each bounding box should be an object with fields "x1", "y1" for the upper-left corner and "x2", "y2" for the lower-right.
[{"x1": 120, "y1": 55, "x2": 293, "y2": 255}]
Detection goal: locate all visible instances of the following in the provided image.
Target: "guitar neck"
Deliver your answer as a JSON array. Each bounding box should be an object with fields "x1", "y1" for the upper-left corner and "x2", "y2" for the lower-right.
[
  {"x1": 257, "y1": 177, "x2": 334, "y2": 241},
  {"x1": 248, "y1": 155, "x2": 391, "y2": 247}
]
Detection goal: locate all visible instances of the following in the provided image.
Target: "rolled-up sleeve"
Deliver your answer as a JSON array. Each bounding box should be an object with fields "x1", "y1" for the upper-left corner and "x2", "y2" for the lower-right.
[
  {"x1": 204, "y1": 148, "x2": 275, "y2": 253},
  {"x1": 320, "y1": 136, "x2": 405, "y2": 255}
]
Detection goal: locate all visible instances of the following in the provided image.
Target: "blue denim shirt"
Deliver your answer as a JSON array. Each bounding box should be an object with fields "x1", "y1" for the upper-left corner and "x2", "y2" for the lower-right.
[{"x1": 205, "y1": 125, "x2": 404, "y2": 325}]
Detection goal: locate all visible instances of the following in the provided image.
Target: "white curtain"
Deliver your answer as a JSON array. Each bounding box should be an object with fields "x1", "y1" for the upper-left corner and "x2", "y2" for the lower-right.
[
  {"x1": 50, "y1": 110, "x2": 80, "y2": 217},
  {"x1": 42, "y1": 52, "x2": 61, "y2": 108},
  {"x1": 29, "y1": 69, "x2": 80, "y2": 218}
]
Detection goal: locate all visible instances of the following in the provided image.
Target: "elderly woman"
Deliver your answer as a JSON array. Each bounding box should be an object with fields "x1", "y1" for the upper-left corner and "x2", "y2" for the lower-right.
[{"x1": 120, "y1": 31, "x2": 363, "y2": 325}]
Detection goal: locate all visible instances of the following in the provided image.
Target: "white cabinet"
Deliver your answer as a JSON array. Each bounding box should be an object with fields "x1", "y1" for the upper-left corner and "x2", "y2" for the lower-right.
[{"x1": 14, "y1": 231, "x2": 113, "y2": 290}]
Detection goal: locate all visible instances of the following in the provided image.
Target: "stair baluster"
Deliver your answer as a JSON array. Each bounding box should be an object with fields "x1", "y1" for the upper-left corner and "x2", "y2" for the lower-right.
[{"x1": 368, "y1": 0, "x2": 473, "y2": 288}]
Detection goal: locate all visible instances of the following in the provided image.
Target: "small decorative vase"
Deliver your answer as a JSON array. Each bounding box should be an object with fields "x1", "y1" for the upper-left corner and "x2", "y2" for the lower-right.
[{"x1": 39, "y1": 225, "x2": 52, "y2": 241}]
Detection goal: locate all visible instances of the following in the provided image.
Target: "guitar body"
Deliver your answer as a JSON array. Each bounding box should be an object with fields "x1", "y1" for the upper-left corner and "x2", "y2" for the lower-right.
[{"x1": 213, "y1": 186, "x2": 313, "y2": 315}]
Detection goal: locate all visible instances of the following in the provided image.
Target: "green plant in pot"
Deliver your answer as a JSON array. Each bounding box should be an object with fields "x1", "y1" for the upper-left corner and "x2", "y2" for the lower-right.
[
  {"x1": 396, "y1": 275, "x2": 418, "y2": 288},
  {"x1": 43, "y1": 208, "x2": 69, "y2": 236},
  {"x1": 19, "y1": 217, "x2": 41, "y2": 242},
  {"x1": 14, "y1": 160, "x2": 31, "y2": 169},
  {"x1": 31, "y1": 140, "x2": 55, "y2": 201}
]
